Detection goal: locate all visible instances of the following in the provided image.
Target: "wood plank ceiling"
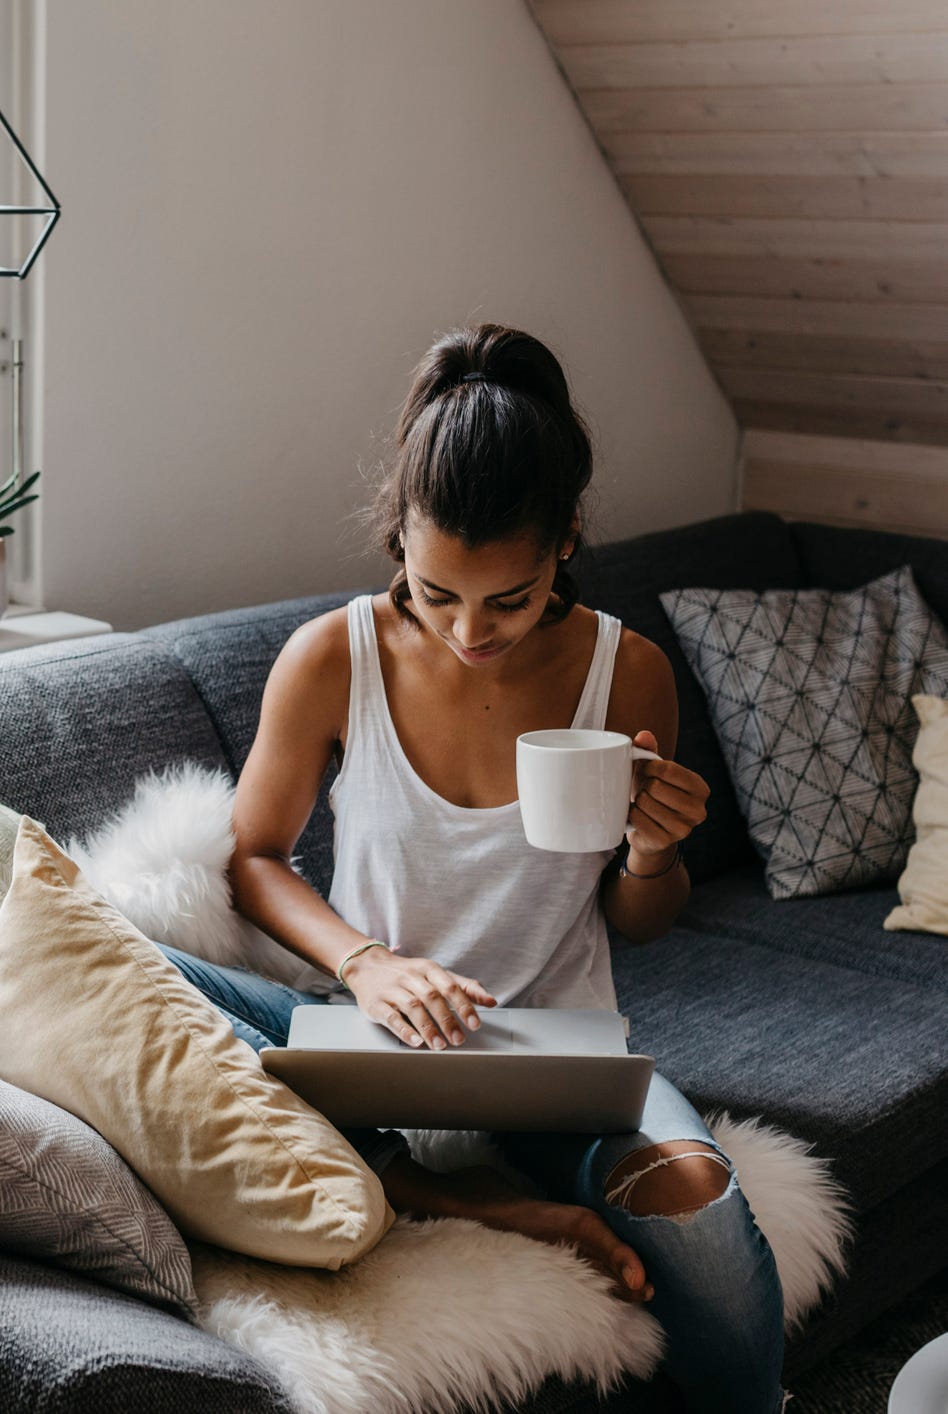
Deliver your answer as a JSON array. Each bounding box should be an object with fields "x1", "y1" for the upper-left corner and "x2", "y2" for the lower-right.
[{"x1": 527, "y1": 0, "x2": 948, "y2": 464}]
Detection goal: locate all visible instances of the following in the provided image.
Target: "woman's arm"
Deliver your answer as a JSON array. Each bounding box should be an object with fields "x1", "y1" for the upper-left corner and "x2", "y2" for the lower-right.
[
  {"x1": 229, "y1": 608, "x2": 371, "y2": 977},
  {"x1": 601, "y1": 634, "x2": 709, "y2": 944}
]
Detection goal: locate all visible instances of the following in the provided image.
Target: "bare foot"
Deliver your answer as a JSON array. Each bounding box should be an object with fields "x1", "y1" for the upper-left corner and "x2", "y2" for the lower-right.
[{"x1": 381, "y1": 1158, "x2": 654, "y2": 1304}]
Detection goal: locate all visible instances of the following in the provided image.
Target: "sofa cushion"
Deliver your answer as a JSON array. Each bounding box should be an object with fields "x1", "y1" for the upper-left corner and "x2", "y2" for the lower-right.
[
  {"x1": 579, "y1": 512, "x2": 804, "y2": 883},
  {"x1": 660, "y1": 567, "x2": 948, "y2": 899},
  {"x1": 0, "y1": 635, "x2": 230, "y2": 846},
  {"x1": 144, "y1": 592, "x2": 361, "y2": 893},
  {"x1": 610, "y1": 904, "x2": 947, "y2": 1212},
  {"x1": 0, "y1": 1080, "x2": 198, "y2": 1318},
  {"x1": 0, "y1": 817, "x2": 393, "y2": 1268},
  {"x1": 678, "y1": 865, "x2": 948, "y2": 994},
  {"x1": 0, "y1": 1252, "x2": 294, "y2": 1414}
]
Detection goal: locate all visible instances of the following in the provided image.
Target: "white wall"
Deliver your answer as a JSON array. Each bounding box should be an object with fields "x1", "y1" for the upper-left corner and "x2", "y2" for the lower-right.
[{"x1": 40, "y1": 0, "x2": 738, "y2": 629}]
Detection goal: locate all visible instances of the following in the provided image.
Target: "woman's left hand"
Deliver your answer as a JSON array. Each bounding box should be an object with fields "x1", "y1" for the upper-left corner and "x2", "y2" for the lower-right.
[{"x1": 624, "y1": 730, "x2": 709, "y2": 870}]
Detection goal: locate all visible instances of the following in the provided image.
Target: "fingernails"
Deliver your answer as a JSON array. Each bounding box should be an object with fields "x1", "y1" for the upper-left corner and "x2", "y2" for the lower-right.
[
  {"x1": 622, "y1": 1265, "x2": 642, "y2": 1289},
  {"x1": 450, "y1": 1031, "x2": 464, "y2": 1046},
  {"x1": 408, "y1": 1034, "x2": 422, "y2": 1047},
  {"x1": 644, "y1": 1284, "x2": 655, "y2": 1302}
]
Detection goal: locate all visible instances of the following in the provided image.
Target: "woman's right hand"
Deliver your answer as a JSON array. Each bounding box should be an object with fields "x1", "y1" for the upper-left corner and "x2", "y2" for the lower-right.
[{"x1": 340, "y1": 947, "x2": 497, "y2": 1049}]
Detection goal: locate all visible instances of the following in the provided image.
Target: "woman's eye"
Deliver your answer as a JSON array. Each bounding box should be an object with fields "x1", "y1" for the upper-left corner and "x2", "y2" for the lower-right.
[{"x1": 415, "y1": 587, "x2": 532, "y2": 613}]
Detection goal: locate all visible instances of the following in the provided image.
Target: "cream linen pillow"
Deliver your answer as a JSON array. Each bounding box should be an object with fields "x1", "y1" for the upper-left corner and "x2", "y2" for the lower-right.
[
  {"x1": 0, "y1": 817, "x2": 393, "y2": 1268},
  {"x1": 885, "y1": 695, "x2": 948, "y2": 936}
]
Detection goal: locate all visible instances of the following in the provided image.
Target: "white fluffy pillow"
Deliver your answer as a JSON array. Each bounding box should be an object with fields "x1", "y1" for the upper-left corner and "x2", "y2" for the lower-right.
[
  {"x1": 68, "y1": 763, "x2": 331, "y2": 993},
  {"x1": 0, "y1": 801, "x2": 22, "y2": 905},
  {"x1": 885, "y1": 695, "x2": 948, "y2": 936}
]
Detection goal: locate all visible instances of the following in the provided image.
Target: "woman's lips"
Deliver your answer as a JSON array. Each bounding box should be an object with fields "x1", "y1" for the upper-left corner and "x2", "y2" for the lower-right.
[{"x1": 453, "y1": 641, "x2": 506, "y2": 664}]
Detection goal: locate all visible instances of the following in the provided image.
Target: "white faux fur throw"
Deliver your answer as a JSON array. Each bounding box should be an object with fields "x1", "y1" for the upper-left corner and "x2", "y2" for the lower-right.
[
  {"x1": 73, "y1": 765, "x2": 852, "y2": 1413},
  {"x1": 68, "y1": 764, "x2": 329, "y2": 992},
  {"x1": 191, "y1": 1116, "x2": 850, "y2": 1414}
]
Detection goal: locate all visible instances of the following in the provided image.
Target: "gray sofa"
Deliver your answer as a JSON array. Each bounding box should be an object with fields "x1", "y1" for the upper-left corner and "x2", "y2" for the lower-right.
[{"x1": 1, "y1": 510, "x2": 945, "y2": 1413}]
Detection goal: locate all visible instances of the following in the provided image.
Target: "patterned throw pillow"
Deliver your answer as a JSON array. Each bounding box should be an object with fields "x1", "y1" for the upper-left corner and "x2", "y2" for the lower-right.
[
  {"x1": 0, "y1": 1078, "x2": 198, "y2": 1317},
  {"x1": 660, "y1": 567, "x2": 948, "y2": 899}
]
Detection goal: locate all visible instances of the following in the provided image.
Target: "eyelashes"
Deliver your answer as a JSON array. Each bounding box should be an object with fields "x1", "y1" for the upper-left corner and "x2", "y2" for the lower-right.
[{"x1": 416, "y1": 587, "x2": 533, "y2": 614}]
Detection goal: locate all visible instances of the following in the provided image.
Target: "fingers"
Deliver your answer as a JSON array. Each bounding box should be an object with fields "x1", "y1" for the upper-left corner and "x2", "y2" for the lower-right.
[
  {"x1": 456, "y1": 975, "x2": 499, "y2": 1008},
  {"x1": 369, "y1": 962, "x2": 496, "y2": 1050},
  {"x1": 391, "y1": 988, "x2": 465, "y2": 1050},
  {"x1": 378, "y1": 1007, "x2": 428, "y2": 1049},
  {"x1": 633, "y1": 757, "x2": 709, "y2": 805},
  {"x1": 631, "y1": 789, "x2": 704, "y2": 839},
  {"x1": 628, "y1": 760, "x2": 709, "y2": 847}
]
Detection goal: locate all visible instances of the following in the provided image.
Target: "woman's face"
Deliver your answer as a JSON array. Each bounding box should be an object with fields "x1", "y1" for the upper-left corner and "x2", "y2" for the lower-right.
[{"x1": 401, "y1": 517, "x2": 570, "y2": 668}]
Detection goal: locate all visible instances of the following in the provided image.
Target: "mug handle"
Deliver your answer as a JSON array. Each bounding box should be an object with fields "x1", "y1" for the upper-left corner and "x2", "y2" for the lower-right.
[{"x1": 629, "y1": 745, "x2": 661, "y2": 762}]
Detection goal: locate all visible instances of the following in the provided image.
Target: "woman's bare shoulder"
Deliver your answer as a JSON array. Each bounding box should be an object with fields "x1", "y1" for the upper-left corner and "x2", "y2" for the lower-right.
[{"x1": 264, "y1": 603, "x2": 352, "y2": 724}]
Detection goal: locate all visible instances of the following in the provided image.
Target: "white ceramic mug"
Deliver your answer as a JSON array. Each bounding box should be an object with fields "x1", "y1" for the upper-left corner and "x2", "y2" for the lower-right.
[{"x1": 516, "y1": 729, "x2": 661, "y2": 853}]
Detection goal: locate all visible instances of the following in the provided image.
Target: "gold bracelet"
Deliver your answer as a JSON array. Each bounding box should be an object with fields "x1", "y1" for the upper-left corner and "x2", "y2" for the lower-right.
[
  {"x1": 619, "y1": 842, "x2": 683, "y2": 881},
  {"x1": 336, "y1": 939, "x2": 389, "y2": 988}
]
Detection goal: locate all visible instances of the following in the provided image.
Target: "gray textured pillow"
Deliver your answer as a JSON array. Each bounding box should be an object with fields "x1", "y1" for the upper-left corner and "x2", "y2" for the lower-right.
[
  {"x1": 661, "y1": 566, "x2": 948, "y2": 899},
  {"x1": 0, "y1": 1078, "x2": 198, "y2": 1317}
]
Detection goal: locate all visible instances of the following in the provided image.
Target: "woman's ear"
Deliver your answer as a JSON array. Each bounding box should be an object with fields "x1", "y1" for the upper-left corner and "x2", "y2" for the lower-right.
[{"x1": 559, "y1": 515, "x2": 581, "y2": 562}]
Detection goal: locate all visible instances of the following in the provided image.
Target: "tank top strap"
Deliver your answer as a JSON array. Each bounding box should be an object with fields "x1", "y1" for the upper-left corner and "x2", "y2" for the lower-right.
[
  {"x1": 345, "y1": 594, "x2": 386, "y2": 733},
  {"x1": 571, "y1": 611, "x2": 623, "y2": 731}
]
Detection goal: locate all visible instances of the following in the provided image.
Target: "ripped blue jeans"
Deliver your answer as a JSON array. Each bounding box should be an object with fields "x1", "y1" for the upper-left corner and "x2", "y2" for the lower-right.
[
  {"x1": 497, "y1": 1078, "x2": 787, "y2": 1413},
  {"x1": 156, "y1": 944, "x2": 786, "y2": 1414}
]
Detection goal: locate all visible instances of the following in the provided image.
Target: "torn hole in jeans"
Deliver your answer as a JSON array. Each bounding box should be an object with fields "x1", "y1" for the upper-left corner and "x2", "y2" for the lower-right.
[{"x1": 605, "y1": 1148, "x2": 733, "y2": 1224}]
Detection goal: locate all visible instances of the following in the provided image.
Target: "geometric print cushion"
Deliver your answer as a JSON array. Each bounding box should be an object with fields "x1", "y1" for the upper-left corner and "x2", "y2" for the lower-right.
[
  {"x1": 0, "y1": 1078, "x2": 199, "y2": 1318},
  {"x1": 660, "y1": 566, "x2": 948, "y2": 899}
]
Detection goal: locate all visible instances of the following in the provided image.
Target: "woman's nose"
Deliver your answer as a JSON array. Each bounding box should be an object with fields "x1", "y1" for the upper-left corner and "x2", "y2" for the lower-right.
[{"x1": 453, "y1": 608, "x2": 494, "y2": 648}]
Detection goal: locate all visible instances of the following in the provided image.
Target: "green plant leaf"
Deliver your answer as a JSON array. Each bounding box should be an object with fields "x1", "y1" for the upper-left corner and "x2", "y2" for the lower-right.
[
  {"x1": 0, "y1": 526, "x2": 13, "y2": 537},
  {"x1": 16, "y1": 469, "x2": 41, "y2": 496},
  {"x1": 0, "y1": 469, "x2": 41, "y2": 500},
  {"x1": 0, "y1": 493, "x2": 40, "y2": 518}
]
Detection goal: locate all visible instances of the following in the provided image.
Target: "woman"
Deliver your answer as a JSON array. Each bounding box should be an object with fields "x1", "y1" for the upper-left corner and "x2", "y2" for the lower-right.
[{"x1": 161, "y1": 323, "x2": 786, "y2": 1412}]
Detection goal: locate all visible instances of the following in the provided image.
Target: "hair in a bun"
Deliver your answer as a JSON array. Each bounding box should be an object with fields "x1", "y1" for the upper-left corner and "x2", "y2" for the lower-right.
[{"x1": 375, "y1": 323, "x2": 593, "y2": 624}]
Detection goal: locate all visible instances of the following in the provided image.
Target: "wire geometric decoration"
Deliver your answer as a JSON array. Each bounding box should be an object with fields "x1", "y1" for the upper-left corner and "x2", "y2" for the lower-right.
[{"x1": 0, "y1": 106, "x2": 61, "y2": 279}]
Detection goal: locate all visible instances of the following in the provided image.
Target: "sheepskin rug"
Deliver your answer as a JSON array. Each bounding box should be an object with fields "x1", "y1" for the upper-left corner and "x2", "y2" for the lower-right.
[
  {"x1": 67, "y1": 764, "x2": 328, "y2": 992},
  {"x1": 190, "y1": 1216, "x2": 664, "y2": 1414},
  {"x1": 72, "y1": 765, "x2": 853, "y2": 1413},
  {"x1": 189, "y1": 1118, "x2": 849, "y2": 1414}
]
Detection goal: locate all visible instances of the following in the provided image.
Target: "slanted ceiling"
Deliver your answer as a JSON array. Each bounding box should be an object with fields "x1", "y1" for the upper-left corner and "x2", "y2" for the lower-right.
[{"x1": 527, "y1": 0, "x2": 948, "y2": 537}]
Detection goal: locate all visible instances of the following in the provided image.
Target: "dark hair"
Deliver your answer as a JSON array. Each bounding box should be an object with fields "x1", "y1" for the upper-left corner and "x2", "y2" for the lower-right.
[{"x1": 374, "y1": 323, "x2": 594, "y2": 624}]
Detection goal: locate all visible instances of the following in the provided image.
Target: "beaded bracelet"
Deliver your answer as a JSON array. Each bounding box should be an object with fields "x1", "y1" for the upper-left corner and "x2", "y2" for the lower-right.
[
  {"x1": 336, "y1": 939, "x2": 389, "y2": 988},
  {"x1": 619, "y1": 841, "x2": 683, "y2": 881}
]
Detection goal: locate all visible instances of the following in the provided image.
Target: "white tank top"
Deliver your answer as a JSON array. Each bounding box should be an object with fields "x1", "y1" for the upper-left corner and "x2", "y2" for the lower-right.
[{"x1": 324, "y1": 595, "x2": 623, "y2": 1010}]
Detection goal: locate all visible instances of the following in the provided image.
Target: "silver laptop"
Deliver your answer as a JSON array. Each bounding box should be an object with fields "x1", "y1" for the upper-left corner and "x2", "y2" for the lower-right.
[{"x1": 260, "y1": 1006, "x2": 654, "y2": 1132}]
